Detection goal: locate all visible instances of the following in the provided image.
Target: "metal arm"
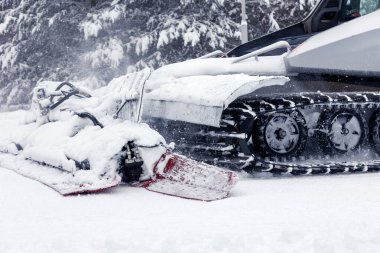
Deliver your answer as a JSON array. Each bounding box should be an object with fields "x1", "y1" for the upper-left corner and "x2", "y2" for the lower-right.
[
  {"x1": 199, "y1": 50, "x2": 226, "y2": 59},
  {"x1": 232, "y1": 41, "x2": 291, "y2": 64}
]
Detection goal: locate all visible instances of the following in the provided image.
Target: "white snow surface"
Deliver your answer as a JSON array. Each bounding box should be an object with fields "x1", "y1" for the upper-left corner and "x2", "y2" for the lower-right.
[{"x1": 2, "y1": 170, "x2": 380, "y2": 252}]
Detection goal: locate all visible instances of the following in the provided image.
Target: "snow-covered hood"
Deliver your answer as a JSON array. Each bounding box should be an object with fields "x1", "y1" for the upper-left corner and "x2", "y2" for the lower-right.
[
  {"x1": 141, "y1": 57, "x2": 288, "y2": 127},
  {"x1": 146, "y1": 55, "x2": 287, "y2": 90}
]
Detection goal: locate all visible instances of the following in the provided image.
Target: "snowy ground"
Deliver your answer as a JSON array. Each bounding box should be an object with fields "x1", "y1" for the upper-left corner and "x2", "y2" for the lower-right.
[{"x1": 2, "y1": 168, "x2": 380, "y2": 253}]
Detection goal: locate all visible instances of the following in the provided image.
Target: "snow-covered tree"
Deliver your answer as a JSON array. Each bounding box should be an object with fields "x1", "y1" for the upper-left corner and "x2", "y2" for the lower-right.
[
  {"x1": 80, "y1": 0, "x2": 240, "y2": 73},
  {"x1": 0, "y1": 0, "x2": 90, "y2": 105},
  {"x1": 79, "y1": 0, "x2": 315, "y2": 72}
]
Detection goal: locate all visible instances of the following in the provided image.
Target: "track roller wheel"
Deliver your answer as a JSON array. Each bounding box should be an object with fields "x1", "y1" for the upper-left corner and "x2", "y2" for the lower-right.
[
  {"x1": 369, "y1": 110, "x2": 380, "y2": 154},
  {"x1": 317, "y1": 109, "x2": 367, "y2": 154},
  {"x1": 253, "y1": 110, "x2": 307, "y2": 157}
]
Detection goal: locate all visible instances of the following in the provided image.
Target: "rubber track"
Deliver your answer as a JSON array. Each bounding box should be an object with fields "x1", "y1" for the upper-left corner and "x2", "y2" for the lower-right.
[{"x1": 203, "y1": 92, "x2": 380, "y2": 175}]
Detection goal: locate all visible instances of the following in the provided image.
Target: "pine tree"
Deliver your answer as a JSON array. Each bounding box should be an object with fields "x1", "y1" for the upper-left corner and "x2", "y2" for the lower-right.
[
  {"x1": 0, "y1": 0, "x2": 89, "y2": 105},
  {"x1": 81, "y1": 0, "x2": 240, "y2": 72}
]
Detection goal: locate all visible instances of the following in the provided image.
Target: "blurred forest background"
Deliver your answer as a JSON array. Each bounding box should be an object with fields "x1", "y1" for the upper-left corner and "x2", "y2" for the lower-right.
[{"x1": 0, "y1": 0, "x2": 316, "y2": 106}]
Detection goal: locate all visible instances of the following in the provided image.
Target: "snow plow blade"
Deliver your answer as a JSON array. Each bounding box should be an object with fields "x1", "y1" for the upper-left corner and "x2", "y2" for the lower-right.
[
  {"x1": 0, "y1": 148, "x2": 237, "y2": 200},
  {"x1": 0, "y1": 69, "x2": 239, "y2": 200},
  {"x1": 0, "y1": 152, "x2": 119, "y2": 196},
  {"x1": 141, "y1": 152, "x2": 238, "y2": 201}
]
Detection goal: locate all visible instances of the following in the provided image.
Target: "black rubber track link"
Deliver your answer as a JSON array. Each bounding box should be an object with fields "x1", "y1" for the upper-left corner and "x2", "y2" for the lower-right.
[{"x1": 172, "y1": 92, "x2": 380, "y2": 176}]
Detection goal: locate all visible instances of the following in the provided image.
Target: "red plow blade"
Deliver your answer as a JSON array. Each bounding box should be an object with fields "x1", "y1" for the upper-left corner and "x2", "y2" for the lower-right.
[{"x1": 141, "y1": 152, "x2": 238, "y2": 201}]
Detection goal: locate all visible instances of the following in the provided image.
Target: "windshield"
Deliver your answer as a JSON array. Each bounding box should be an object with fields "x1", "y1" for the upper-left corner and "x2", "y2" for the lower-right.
[{"x1": 345, "y1": 0, "x2": 379, "y2": 18}]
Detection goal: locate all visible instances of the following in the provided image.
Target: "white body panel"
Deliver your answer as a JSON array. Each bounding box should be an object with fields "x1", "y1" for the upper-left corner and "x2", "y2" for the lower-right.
[
  {"x1": 142, "y1": 75, "x2": 288, "y2": 127},
  {"x1": 286, "y1": 10, "x2": 380, "y2": 76},
  {"x1": 140, "y1": 53, "x2": 288, "y2": 127}
]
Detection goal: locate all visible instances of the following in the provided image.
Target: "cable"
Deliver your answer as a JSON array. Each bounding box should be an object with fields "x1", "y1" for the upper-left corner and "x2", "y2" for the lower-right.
[{"x1": 74, "y1": 112, "x2": 104, "y2": 128}]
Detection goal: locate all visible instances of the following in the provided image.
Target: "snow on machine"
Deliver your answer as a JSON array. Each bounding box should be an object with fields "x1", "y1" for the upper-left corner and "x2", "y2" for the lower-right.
[
  {"x1": 138, "y1": 6, "x2": 380, "y2": 175},
  {"x1": 0, "y1": 70, "x2": 237, "y2": 201}
]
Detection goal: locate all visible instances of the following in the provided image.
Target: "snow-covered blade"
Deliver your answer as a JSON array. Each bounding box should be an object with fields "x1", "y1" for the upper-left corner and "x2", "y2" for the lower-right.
[
  {"x1": 0, "y1": 152, "x2": 119, "y2": 196},
  {"x1": 0, "y1": 110, "x2": 165, "y2": 195},
  {"x1": 142, "y1": 152, "x2": 238, "y2": 201},
  {"x1": 0, "y1": 70, "x2": 238, "y2": 200}
]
